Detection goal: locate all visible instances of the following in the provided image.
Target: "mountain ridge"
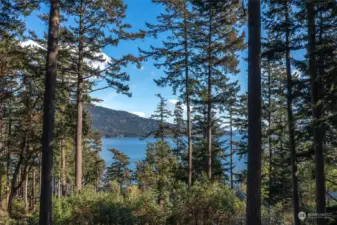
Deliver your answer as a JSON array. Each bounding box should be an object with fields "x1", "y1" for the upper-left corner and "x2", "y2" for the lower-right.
[{"x1": 86, "y1": 104, "x2": 163, "y2": 138}]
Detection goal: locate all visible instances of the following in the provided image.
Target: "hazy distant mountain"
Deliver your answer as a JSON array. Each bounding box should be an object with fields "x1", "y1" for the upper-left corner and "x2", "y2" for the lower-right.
[{"x1": 86, "y1": 104, "x2": 165, "y2": 138}]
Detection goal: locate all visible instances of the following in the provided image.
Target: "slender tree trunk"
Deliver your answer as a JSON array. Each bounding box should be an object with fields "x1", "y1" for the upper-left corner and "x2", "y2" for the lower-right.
[
  {"x1": 6, "y1": 117, "x2": 11, "y2": 204},
  {"x1": 61, "y1": 138, "x2": 66, "y2": 196},
  {"x1": 0, "y1": 106, "x2": 3, "y2": 214},
  {"x1": 246, "y1": 0, "x2": 261, "y2": 224},
  {"x1": 207, "y1": 8, "x2": 213, "y2": 180},
  {"x1": 32, "y1": 168, "x2": 35, "y2": 209},
  {"x1": 230, "y1": 110, "x2": 234, "y2": 189},
  {"x1": 307, "y1": 3, "x2": 326, "y2": 225},
  {"x1": 183, "y1": 3, "x2": 193, "y2": 189},
  {"x1": 40, "y1": 161, "x2": 42, "y2": 190},
  {"x1": 57, "y1": 178, "x2": 61, "y2": 198},
  {"x1": 39, "y1": 1, "x2": 60, "y2": 224},
  {"x1": 267, "y1": 57, "x2": 272, "y2": 209},
  {"x1": 285, "y1": 2, "x2": 300, "y2": 225},
  {"x1": 53, "y1": 178, "x2": 56, "y2": 196},
  {"x1": 95, "y1": 167, "x2": 99, "y2": 192},
  {"x1": 0, "y1": 164, "x2": 2, "y2": 215},
  {"x1": 75, "y1": 0, "x2": 85, "y2": 191},
  {"x1": 23, "y1": 173, "x2": 28, "y2": 213},
  {"x1": 8, "y1": 136, "x2": 27, "y2": 216}
]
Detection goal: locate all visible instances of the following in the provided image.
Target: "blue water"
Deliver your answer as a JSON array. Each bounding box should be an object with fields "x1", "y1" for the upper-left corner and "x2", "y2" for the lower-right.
[
  {"x1": 100, "y1": 137, "x2": 246, "y2": 172},
  {"x1": 100, "y1": 137, "x2": 173, "y2": 167}
]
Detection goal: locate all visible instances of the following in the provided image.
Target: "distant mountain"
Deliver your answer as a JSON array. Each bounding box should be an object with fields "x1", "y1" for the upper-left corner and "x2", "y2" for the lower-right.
[{"x1": 86, "y1": 104, "x2": 165, "y2": 138}]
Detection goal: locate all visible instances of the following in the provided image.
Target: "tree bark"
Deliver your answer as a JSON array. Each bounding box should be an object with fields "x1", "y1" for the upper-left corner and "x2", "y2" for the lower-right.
[
  {"x1": 246, "y1": 0, "x2": 261, "y2": 225},
  {"x1": 183, "y1": 2, "x2": 193, "y2": 189},
  {"x1": 307, "y1": 2, "x2": 326, "y2": 225},
  {"x1": 0, "y1": 164, "x2": 2, "y2": 215},
  {"x1": 75, "y1": 0, "x2": 85, "y2": 192},
  {"x1": 39, "y1": 0, "x2": 60, "y2": 224},
  {"x1": 267, "y1": 57, "x2": 272, "y2": 209},
  {"x1": 57, "y1": 178, "x2": 61, "y2": 198},
  {"x1": 61, "y1": 138, "x2": 66, "y2": 196},
  {"x1": 6, "y1": 117, "x2": 11, "y2": 205},
  {"x1": 32, "y1": 167, "x2": 35, "y2": 209},
  {"x1": 230, "y1": 110, "x2": 233, "y2": 189},
  {"x1": 285, "y1": 2, "x2": 300, "y2": 225},
  {"x1": 53, "y1": 178, "x2": 56, "y2": 196},
  {"x1": 23, "y1": 173, "x2": 28, "y2": 213},
  {"x1": 207, "y1": 8, "x2": 213, "y2": 180},
  {"x1": 8, "y1": 135, "x2": 27, "y2": 216}
]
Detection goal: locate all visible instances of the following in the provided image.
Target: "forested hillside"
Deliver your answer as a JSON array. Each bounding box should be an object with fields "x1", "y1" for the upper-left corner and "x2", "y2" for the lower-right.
[{"x1": 86, "y1": 104, "x2": 168, "y2": 137}]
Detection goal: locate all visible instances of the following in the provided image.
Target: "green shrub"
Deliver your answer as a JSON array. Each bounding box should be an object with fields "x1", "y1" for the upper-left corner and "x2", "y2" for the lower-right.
[
  {"x1": 170, "y1": 180, "x2": 245, "y2": 225},
  {"x1": 10, "y1": 199, "x2": 26, "y2": 220},
  {"x1": 27, "y1": 181, "x2": 246, "y2": 225},
  {"x1": 29, "y1": 185, "x2": 134, "y2": 225},
  {"x1": 125, "y1": 186, "x2": 169, "y2": 225}
]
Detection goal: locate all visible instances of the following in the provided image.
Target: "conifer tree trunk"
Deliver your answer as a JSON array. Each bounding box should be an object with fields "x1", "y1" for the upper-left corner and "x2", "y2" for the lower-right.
[
  {"x1": 285, "y1": 2, "x2": 300, "y2": 224},
  {"x1": 207, "y1": 8, "x2": 213, "y2": 180},
  {"x1": 230, "y1": 110, "x2": 233, "y2": 189},
  {"x1": 246, "y1": 0, "x2": 261, "y2": 224},
  {"x1": 8, "y1": 136, "x2": 27, "y2": 216},
  {"x1": 39, "y1": 0, "x2": 60, "y2": 224},
  {"x1": 0, "y1": 107, "x2": 3, "y2": 213},
  {"x1": 95, "y1": 167, "x2": 99, "y2": 192},
  {"x1": 183, "y1": 2, "x2": 193, "y2": 189},
  {"x1": 307, "y1": 2, "x2": 326, "y2": 225},
  {"x1": 53, "y1": 178, "x2": 56, "y2": 196},
  {"x1": 57, "y1": 178, "x2": 60, "y2": 198},
  {"x1": 6, "y1": 117, "x2": 11, "y2": 204},
  {"x1": 32, "y1": 168, "x2": 35, "y2": 209},
  {"x1": 267, "y1": 57, "x2": 272, "y2": 207},
  {"x1": 23, "y1": 173, "x2": 28, "y2": 213},
  {"x1": 0, "y1": 164, "x2": 2, "y2": 215},
  {"x1": 75, "y1": 0, "x2": 84, "y2": 191},
  {"x1": 61, "y1": 138, "x2": 66, "y2": 196}
]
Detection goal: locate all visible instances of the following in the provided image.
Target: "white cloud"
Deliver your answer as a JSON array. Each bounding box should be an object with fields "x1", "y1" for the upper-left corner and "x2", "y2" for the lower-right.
[
  {"x1": 168, "y1": 99, "x2": 178, "y2": 105},
  {"x1": 86, "y1": 51, "x2": 112, "y2": 70},
  {"x1": 182, "y1": 105, "x2": 187, "y2": 111},
  {"x1": 20, "y1": 40, "x2": 46, "y2": 50},
  {"x1": 132, "y1": 112, "x2": 146, "y2": 117},
  {"x1": 21, "y1": 40, "x2": 112, "y2": 71},
  {"x1": 168, "y1": 99, "x2": 191, "y2": 112}
]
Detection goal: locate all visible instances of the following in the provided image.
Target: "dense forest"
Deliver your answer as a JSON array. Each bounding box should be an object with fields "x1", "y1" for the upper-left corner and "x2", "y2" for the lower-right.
[{"x1": 0, "y1": 0, "x2": 336, "y2": 225}]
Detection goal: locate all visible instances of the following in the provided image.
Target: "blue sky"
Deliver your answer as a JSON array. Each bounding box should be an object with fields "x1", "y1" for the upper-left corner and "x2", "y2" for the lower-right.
[{"x1": 25, "y1": 0, "x2": 248, "y2": 121}]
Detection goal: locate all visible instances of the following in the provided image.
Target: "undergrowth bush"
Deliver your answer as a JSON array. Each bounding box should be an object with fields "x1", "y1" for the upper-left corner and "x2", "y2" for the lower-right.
[{"x1": 27, "y1": 181, "x2": 244, "y2": 225}]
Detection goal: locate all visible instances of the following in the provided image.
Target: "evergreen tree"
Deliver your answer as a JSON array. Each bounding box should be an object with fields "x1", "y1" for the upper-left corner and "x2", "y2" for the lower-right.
[
  {"x1": 246, "y1": 0, "x2": 262, "y2": 224},
  {"x1": 172, "y1": 101, "x2": 186, "y2": 159},
  {"x1": 136, "y1": 141, "x2": 178, "y2": 207},
  {"x1": 106, "y1": 148, "x2": 131, "y2": 191},
  {"x1": 221, "y1": 81, "x2": 240, "y2": 189},
  {"x1": 145, "y1": 94, "x2": 172, "y2": 140},
  {"x1": 62, "y1": 0, "x2": 144, "y2": 191},
  {"x1": 307, "y1": 2, "x2": 326, "y2": 224},
  {"x1": 0, "y1": 0, "x2": 37, "y2": 38},
  {"x1": 192, "y1": 0, "x2": 245, "y2": 179},
  {"x1": 260, "y1": 56, "x2": 293, "y2": 209},
  {"x1": 140, "y1": 0, "x2": 195, "y2": 188},
  {"x1": 191, "y1": 95, "x2": 226, "y2": 182},
  {"x1": 40, "y1": 0, "x2": 60, "y2": 224},
  {"x1": 83, "y1": 131, "x2": 105, "y2": 190}
]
